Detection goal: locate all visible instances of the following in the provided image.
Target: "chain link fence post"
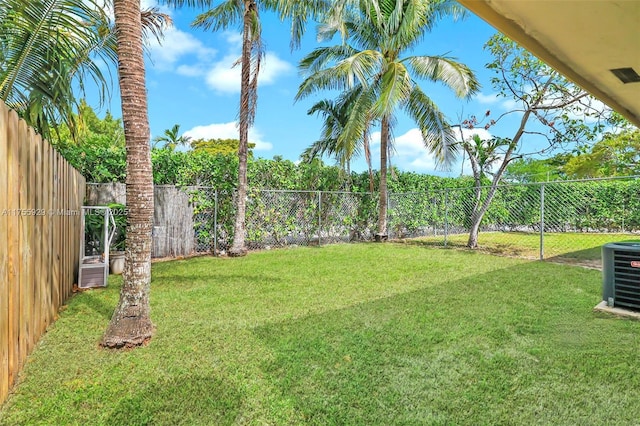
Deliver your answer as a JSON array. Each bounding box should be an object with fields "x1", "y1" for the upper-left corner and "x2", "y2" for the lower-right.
[
  {"x1": 539, "y1": 184, "x2": 545, "y2": 260},
  {"x1": 318, "y1": 191, "x2": 322, "y2": 247},
  {"x1": 444, "y1": 188, "x2": 449, "y2": 247},
  {"x1": 213, "y1": 189, "x2": 218, "y2": 256}
]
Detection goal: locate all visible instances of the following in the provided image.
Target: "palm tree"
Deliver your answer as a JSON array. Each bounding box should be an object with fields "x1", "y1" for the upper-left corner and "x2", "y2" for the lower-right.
[
  {"x1": 297, "y1": 0, "x2": 479, "y2": 239},
  {"x1": 164, "y1": 0, "x2": 330, "y2": 256},
  {"x1": 0, "y1": 0, "x2": 175, "y2": 142},
  {"x1": 0, "y1": 0, "x2": 117, "y2": 140},
  {"x1": 303, "y1": 89, "x2": 375, "y2": 192},
  {"x1": 152, "y1": 124, "x2": 192, "y2": 150},
  {"x1": 101, "y1": 0, "x2": 170, "y2": 349}
]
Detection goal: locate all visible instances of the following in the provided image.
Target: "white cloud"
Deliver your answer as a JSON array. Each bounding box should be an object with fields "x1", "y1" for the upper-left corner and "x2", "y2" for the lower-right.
[
  {"x1": 204, "y1": 50, "x2": 294, "y2": 94},
  {"x1": 457, "y1": 127, "x2": 492, "y2": 142},
  {"x1": 367, "y1": 126, "x2": 497, "y2": 173},
  {"x1": 565, "y1": 98, "x2": 609, "y2": 124},
  {"x1": 474, "y1": 92, "x2": 519, "y2": 112},
  {"x1": 368, "y1": 128, "x2": 439, "y2": 173},
  {"x1": 260, "y1": 53, "x2": 295, "y2": 84},
  {"x1": 184, "y1": 122, "x2": 273, "y2": 151},
  {"x1": 501, "y1": 98, "x2": 518, "y2": 111},
  {"x1": 475, "y1": 93, "x2": 500, "y2": 104},
  {"x1": 222, "y1": 31, "x2": 243, "y2": 48},
  {"x1": 147, "y1": 26, "x2": 217, "y2": 70},
  {"x1": 205, "y1": 54, "x2": 242, "y2": 93},
  {"x1": 176, "y1": 64, "x2": 207, "y2": 77}
]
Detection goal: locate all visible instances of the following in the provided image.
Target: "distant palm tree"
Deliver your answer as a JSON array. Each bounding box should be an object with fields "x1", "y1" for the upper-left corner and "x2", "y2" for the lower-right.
[
  {"x1": 101, "y1": 0, "x2": 170, "y2": 349},
  {"x1": 303, "y1": 89, "x2": 375, "y2": 192},
  {"x1": 152, "y1": 124, "x2": 191, "y2": 150},
  {"x1": 165, "y1": 0, "x2": 330, "y2": 256},
  {"x1": 297, "y1": 0, "x2": 479, "y2": 239}
]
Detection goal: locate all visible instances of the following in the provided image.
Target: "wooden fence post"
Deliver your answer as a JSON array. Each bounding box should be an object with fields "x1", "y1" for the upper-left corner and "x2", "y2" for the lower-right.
[{"x1": 0, "y1": 101, "x2": 9, "y2": 403}]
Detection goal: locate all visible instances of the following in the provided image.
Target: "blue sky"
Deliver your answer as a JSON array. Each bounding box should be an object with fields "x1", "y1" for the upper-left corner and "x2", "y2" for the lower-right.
[{"x1": 93, "y1": 1, "x2": 529, "y2": 176}]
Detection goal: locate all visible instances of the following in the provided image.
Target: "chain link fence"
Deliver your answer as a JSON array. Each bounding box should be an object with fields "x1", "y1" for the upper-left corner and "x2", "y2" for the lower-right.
[
  {"x1": 183, "y1": 176, "x2": 640, "y2": 263},
  {"x1": 392, "y1": 177, "x2": 640, "y2": 264}
]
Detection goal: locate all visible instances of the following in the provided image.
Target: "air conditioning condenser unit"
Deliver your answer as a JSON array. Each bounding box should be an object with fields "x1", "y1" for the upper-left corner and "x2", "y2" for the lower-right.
[{"x1": 602, "y1": 242, "x2": 640, "y2": 312}]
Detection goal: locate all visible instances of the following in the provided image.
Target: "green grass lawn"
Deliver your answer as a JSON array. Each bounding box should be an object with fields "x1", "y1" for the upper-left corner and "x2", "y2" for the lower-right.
[
  {"x1": 412, "y1": 231, "x2": 640, "y2": 267},
  {"x1": 1, "y1": 243, "x2": 639, "y2": 425}
]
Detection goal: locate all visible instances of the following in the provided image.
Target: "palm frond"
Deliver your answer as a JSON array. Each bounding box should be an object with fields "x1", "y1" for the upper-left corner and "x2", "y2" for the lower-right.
[
  {"x1": 192, "y1": 0, "x2": 244, "y2": 31},
  {"x1": 404, "y1": 86, "x2": 459, "y2": 169},
  {"x1": 141, "y1": 7, "x2": 172, "y2": 43},
  {"x1": 298, "y1": 44, "x2": 360, "y2": 75},
  {"x1": 296, "y1": 50, "x2": 383, "y2": 101},
  {"x1": 0, "y1": 0, "x2": 117, "y2": 139},
  {"x1": 338, "y1": 83, "x2": 377, "y2": 160},
  {"x1": 405, "y1": 55, "x2": 480, "y2": 99},
  {"x1": 372, "y1": 60, "x2": 412, "y2": 117},
  {"x1": 263, "y1": 0, "x2": 332, "y2": 49}
]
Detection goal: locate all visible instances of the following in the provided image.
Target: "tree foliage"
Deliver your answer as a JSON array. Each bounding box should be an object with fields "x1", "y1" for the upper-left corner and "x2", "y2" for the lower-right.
[
  {"x1": 191, "y1": 137, "x2": 255, "y2": 156},
  {"x1": 152, "y1": 124, "x2": 191, "y2": 150},
  {"x1": 457, "y1": 33, "x2": 617, "y2": 248},
  {"x1": 563, "y1": 129, "x2": 640, "y2": 178},
  {"x1": 504, "y1": 128, "x2": 640, "y2": 182},
  {"x1": 297, "y1": 0, "x2": 479, "y2": 237},
  {"x1": 0, "y1": 0, "x2": 117, "y2": 140}
]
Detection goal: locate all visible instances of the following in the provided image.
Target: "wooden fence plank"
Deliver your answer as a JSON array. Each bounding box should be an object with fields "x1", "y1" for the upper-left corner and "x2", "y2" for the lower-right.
[
  {"x1": 0, "y1": 102, "x2": 10, "y2": 403},
  {"x1": 26, "y1": 127, "x2": 36, "y2": 353},
  {"x1": 33, "y1": 131, "x2": 43, "y2": 340},
  {"x1": 6, "y1": 109, "x2": 20, "y2": 389},
  {"x1": 63, "y1": 161, "x2": 70, "y2": 298},
  {"x1": 51, "y1": 153, "x2": 60, "y2": 313},
  {"x1": 0, "y1": 104, "x2": 86, "y2": 407},
  {"x1": 18, "y1": 119, "x2": 30, "y2": 367},
  {"x1": 42, "y1": 141, "x2": 52, "y2": 329}
]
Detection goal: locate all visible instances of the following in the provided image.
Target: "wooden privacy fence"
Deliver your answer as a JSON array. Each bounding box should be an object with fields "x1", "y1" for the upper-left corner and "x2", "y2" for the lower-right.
[
  {"x1": 0, "y1": 102, "x2": 86, "y2": 405},
  {"x1": 86, "y1": 183, "x2": 194, "y2": 258}
]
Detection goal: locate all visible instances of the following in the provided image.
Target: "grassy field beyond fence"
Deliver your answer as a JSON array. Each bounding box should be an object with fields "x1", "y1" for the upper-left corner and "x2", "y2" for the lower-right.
[{"x1": 1, "y1": 243, "x2": 639, "y2": 425}]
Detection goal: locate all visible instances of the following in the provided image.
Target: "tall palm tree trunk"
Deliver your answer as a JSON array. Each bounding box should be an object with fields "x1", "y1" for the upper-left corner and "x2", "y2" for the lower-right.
[
  {"x1": 376, "y1": 115, "x2": 390, "y2": 241},
  {"x1": 229, "y1": 0, "x2": 255, "y2": 257},
  {"x1": 102, "y1": 0, "x2": 154, "y2": 348},
  {"x1": 364, "y1": 131, "x2": 374, "y2": 193}
]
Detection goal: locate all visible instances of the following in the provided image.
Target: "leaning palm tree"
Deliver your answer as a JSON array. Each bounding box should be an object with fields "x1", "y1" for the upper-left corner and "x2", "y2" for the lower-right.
[
  {"x1": 0, "y1": 0, "x2": 117, "y2": 140},
  {"x1": 304, "y1": 89, "x2": 375, "y2": 192},
  {"x1": 164, "y1": 0, "x2": 330, "y2": 256},
  {"x1": 297, "y1": 0, "x2": 479, "y2": 239},
  {"x1": 101, "y1": 0, "x2": 170, "y2": 348}
]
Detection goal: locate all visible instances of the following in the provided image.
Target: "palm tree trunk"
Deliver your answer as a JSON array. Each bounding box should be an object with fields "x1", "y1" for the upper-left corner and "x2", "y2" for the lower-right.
[
  {"x1": 102, "y1": 0, "x2": 154, "y2": 348},
  {"x1": 364, "y1": 132, "x2": 374, "y2": 193},
  {"x1": 229, "y1": 0, "x2": 254, "y2": 257},
  {"x1": 376, "y1": 116, "x2": 390, "y2": 241}
]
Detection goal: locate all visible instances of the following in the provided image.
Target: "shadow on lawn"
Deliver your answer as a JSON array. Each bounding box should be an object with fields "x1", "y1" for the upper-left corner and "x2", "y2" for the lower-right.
[
  {"x1": 546, "y1": 238, "x2": 640, "y2": 269},
  {"x1": 104, "y1": 373, "x2": 242, "y2": 425},
  {"x1": 75, "y1": 289, "x2": 115, "y2": 320},
  {"x1": 402, "y1": 238, "x2": 535, "y2": 259},
  {"x1": 251, "y1": 260, "x2": 620, "y2": 425}
]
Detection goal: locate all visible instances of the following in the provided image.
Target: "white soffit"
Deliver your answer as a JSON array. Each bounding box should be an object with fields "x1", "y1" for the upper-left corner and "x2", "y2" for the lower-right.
[{"x1": 457, "y1": 0, "x2": 640, "y2": 127}]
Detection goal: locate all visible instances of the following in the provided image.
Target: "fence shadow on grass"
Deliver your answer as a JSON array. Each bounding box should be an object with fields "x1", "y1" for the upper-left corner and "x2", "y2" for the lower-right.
[
  {"x1": 250, "y1": 259, "x2": 636, "y2": 425},
  {"x1": 546, "y1": 238, "x2": 640, "y2": 269},
  {"x1": 73, "y1": 288, "x2": 115, "y2": 320},
  {"x1": 402, "y1": 236, "x2": 538, "y2": 259}
]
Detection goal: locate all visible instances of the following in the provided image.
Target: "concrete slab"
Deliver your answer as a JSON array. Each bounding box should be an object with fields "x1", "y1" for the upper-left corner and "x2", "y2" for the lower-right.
[{"x1": 594, "y1": 301, "x2": 640, "y2": 320}]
